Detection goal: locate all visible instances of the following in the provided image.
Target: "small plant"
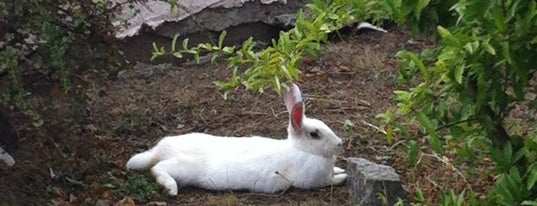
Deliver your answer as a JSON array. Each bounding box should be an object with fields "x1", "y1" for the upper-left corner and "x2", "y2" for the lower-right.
[
  {"x1": 151, "y1": 30, "x2": 235, "y2": 63},
  {"x1": 117, "y1": 173, "x2": 160, "y2": 202},
  {"x1": 440, "y1": 189, "x2": 478, "y2": 206},
  {"x1": 344, "y1": 119, "x2": 355, "y2": 131}
]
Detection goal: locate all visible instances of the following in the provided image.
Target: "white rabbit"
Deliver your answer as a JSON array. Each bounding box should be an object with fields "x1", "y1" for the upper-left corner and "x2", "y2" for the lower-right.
[{"x1": 126, "y1": 83, "x2": 347, "y2": 196}]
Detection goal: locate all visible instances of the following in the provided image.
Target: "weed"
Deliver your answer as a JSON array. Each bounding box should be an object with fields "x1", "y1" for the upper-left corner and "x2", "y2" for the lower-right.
[{"x1": 116, "y1": 173, "x2": 161, "y2": 202}]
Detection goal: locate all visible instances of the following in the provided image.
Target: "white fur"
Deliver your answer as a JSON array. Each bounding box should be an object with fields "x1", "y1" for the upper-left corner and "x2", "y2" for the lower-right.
[
  {"x1": 356, "y1": 22, "x2": 388, "y2": 33},
  {"x1": 126, "y1": 83, "x2": 347, "y2": 195}
]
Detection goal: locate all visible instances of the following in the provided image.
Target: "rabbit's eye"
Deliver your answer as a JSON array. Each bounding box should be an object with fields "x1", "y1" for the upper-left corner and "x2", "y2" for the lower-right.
[{"x1": 309, "y1": 130, "x2": 320, "y2": 139}]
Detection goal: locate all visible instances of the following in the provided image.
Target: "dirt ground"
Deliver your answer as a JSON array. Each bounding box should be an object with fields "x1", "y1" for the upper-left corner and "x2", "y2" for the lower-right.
[{"x1": 0, "y1": 28, "x2": 492, "y2": 205}]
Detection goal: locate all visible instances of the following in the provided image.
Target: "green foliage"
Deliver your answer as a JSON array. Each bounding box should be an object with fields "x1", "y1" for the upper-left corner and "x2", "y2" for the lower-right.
[
  {"x1": 440, "y1": 189, "x2": 478, "y2": 206},
  {"x1": 407, "y1": 140, "x2": 419, "y2": 166},
  {"x1": 379, "y1": 0, "x2": 458, "y2": 34},
  {"x1": 38, "y1": 3, "x2": 75, "y2": 93},
  {"x1": 116, "y1": 173, "x2": 160, "y2": 202},
  {"x1": 0, "y1": 0, "x2": 176, "y2": 125},
  {"x1": 0, "y1": 47, "x2": 43, "y2": 126},
  {"x1": 0, "y1": 0, "x2": 108, "y2": 124},
  {"x1": 153, "y1": 0, "x2": 388, "y2": 95},
  {"x1": 489, "y1": 131, "x2": 537, "y2": 205},
  {"x1": 380, "y1": 0, "x2": 537, "y2": 204},
  {"x1": 152, "y1": 30, "x2": 235, "y2": 63}
]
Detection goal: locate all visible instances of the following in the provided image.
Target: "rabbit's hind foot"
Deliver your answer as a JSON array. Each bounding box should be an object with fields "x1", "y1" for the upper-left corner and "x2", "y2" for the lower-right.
[
  {"x1": 151, "y1": 164, "x2": 179, "y2": 196},
  {"x1": 333, "y1": 167, "x2": 345, "y2": 174},
  {"x1": 331, "y1": 173, "x2": 348, "y2": 185}
]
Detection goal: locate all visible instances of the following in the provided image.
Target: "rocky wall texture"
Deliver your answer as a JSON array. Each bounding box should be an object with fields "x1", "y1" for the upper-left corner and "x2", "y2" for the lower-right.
[
  {"x1": 113, "y1": 0, "x2": 308, "y2": 63},
  {"x1": 113, "y1": 0, "x2": 306, "y2": 38}
]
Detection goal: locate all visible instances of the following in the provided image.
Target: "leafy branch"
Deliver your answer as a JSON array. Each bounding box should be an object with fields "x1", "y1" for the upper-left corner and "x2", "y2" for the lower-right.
[{"x1": 151, "y1": 0, "x2": 387, "y2": 95}]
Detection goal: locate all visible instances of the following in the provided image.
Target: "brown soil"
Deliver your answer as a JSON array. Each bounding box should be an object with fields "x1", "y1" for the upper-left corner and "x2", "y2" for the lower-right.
[{"x1": 0, "y1": 28, "x2": 492, "y2": 205}]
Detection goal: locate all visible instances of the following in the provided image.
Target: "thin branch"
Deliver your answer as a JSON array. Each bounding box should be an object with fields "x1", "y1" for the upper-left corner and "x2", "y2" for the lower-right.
[{"x1": 434, "y1": 118, "x2": 479, "y2": 132}]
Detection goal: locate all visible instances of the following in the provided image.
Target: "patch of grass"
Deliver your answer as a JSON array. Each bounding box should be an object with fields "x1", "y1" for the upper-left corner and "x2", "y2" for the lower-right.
[{"x1": 115, "y1": 173, "x2": 161, "y2": 202}]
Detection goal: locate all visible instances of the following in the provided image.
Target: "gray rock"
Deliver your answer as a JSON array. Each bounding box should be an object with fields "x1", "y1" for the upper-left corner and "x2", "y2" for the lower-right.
[
  {"x1": 347, "y1": 158, "x2": 408, "y2": 206},
  {"x1": 112, "y1": 0, "x2": 309, "y2": 63},
  {"x1": 113, "y1": 0, "x2": 306, "y2": 39}
]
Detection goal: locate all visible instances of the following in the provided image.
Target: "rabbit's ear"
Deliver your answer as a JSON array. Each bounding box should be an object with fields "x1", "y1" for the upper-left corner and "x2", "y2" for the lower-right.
[
  {"x1": 290, "y1": 102, "x2": 304, "y2": 134},
  {"x1": 284, "y1": 83, "x2": 303, "y2": 113},
  {"x1": 284, "y1": 83, "x2": 305, "y2": 134}
]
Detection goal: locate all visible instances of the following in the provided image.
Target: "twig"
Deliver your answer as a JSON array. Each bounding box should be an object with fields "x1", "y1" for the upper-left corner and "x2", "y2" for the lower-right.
[
  {"x1": 420, "y1": 153, "x2": 468, "y2": 183},
  {"x1": 274, "y1": 170, "x2": 294, "y2": 196},
  {"x1": 435, "y1": 118, "x2": 479, "y2": 132},
  {"x1": 244, "y1": 170, "x2": 295, "y2": 197},
  {"x1": 361, "y1": 120, "x2": 387, "y2": 135}
]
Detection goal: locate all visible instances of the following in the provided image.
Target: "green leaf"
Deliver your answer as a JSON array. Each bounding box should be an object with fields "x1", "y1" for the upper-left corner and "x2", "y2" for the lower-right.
[
  {"x1": 396, "y1": 51, "x2": 428, "y2": 79},
  {"x1": 522, "y1": 200, "x2": 537, "y2": 206},
  {"x1": 428, "y1": 134, "x2": 444, "y2": 155},
  {"x1": 527, "y1": 164, "x2": 537, "y2": 190},
  {"x1": 415, "y1": 0, "x2": 431, "y2": 20},
  {"x1": 274, "y1": 76, "x2": 281, "y2": 93},
  {"x1": 407, "y1": 140, "x2": 419, "y2": 166},
  {"x1": 492, "y1": 8, "x2": 506, "y2": 33},
  {"x1": 194, "y1": 53, "x2": 200, "y2": 63},
  {"x1": 182, "y1": 38, "x2": 190, "y2": 50},
  {"x1": 386, "y1": 124, "x2": 393, "y2": 144},
  {"x1": 172, "y1": 52, "x2": 183, "y2": 59},
  {"x1": 482, "y1": 41, "x2": 496, "y2": 55},
  {"x1": 437, "y1": 26, "x2": 460, "y2": 47},
  {"x1": 417, "y1": 112, "x2": 444, "y2": 154},
  {"x1": 463, "y1": 41, "x2": 479, "y2": 54},
  {"x1": 211, "y1": 54, "x2": 219, "y2": 64},
  {"x1": 530, "y1": 35, "x2": 537, "y2": 44},
  {"x1": 415, "y1": 187, "x2": 426, "y2": 203},
  {"x1": 453, "y1": 65, "x2": 464, "y2": 84},
  {"x1": 171, "y1": 34, "x2": 179, "y2": 52},
  {"x1": 504, "y1": 143, "x2": 513, "y2": 164},
  {"x1": 320, "y1": 24, "x2": 331, "y2": 33},
  {"x1": 222, "y1": 46, "x2": 235, "y2": 54},
  {"x1": 501, "y1": 42, "x2": 513, "y2": 64},
  {"x1": 150, "y1": 42, "x2": 165, "y2": 61},
  {"x1": 218, "y1": 30, "x2": 227, "y2": 49}
]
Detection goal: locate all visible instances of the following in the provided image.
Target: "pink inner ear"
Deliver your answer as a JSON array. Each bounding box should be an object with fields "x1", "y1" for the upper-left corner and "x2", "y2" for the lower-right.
[{"x1": 291, "y1": 103, "x2": 303, "y2": 133}]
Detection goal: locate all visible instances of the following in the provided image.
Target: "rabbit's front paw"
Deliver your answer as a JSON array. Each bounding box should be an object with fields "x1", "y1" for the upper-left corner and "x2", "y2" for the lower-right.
[
  {"x1": 331, "y1": 173, "x2": 347, "y2": 185},
  {"x1": 333, "y1": 167, "x2": 345, "y2": 174},
  {"x1": 167, "y1": 186, "x2": 177, "y2": 196},
  {"x1": 165, "y1": 183, "x2": 178, "y2": 196},
  {"x1": 154, "y1": 173, "x2": 178, "y2": 195}
]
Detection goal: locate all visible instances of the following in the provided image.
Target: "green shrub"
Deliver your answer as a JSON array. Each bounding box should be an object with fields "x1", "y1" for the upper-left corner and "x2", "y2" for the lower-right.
[{"x1": 383, "y1": 0, "x2": 537, "y2": 204}]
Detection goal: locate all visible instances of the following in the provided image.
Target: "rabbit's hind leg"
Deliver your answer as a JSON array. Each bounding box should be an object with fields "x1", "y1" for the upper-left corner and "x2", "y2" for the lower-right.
[
  {"x1": 331, "y1": 173, "x2": 348, "y2": 185},
  {"x1": 333, "y1": 167, "x2": 345, "y2": 174},
  {"x1": 151, "y1": 162, "x2": 179, "y2": 196}
]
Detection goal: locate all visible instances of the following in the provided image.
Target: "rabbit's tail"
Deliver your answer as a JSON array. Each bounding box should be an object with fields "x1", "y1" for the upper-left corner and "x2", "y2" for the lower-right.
[{"x1": 126, "y1": 150, "x2": 158, "y2": 170}]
